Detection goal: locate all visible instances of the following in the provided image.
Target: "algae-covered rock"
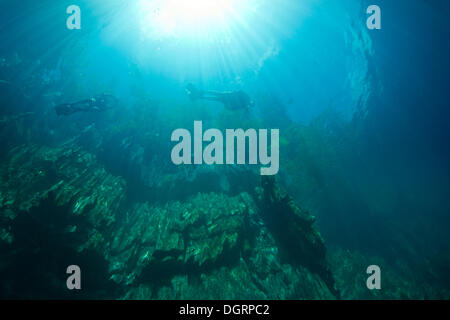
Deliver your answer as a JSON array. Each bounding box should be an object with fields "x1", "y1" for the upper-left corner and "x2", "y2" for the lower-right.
[
  {"x1": 0, "y1": 143, "x2": 337, "y2": 299},
  {"x1": 0, "y1": 144, "x2": 127, "y2": 298},
  {"x1": 107, "y1": 192, "x2": 250, "y2": 285},
  {"x1": 0, "y1": 144, "x2": 126, "y2": 230},
  {"x1": 329, "y1": 247, "x2": 450, "y2": 300},
  {"x1": 109, "y1": 189, "x2": 336, "y2": 299},
  {"x1": 256, "y1": 175, "x2": 337, "y2": 295}
]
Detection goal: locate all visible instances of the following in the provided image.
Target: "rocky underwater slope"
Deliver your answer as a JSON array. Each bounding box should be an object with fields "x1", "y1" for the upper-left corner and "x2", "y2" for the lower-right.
[
  {"x1": 0, "y1": 142, "x2": 337, "y2": 299},
  {"x1": 0, "y1": 58, "x2": 449, "y2": 298},
  {"x1": 1, "y1": 101, "x2": 449, "y2": 299},
  {"x1": 3, "y1": 140, "x2": 447, "y2": 299}
]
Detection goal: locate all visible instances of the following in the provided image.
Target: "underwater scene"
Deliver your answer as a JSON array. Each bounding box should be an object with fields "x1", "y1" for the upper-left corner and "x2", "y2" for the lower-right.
[{"x1": 0, "y1": 0, "x2": 449, "y2": 300}]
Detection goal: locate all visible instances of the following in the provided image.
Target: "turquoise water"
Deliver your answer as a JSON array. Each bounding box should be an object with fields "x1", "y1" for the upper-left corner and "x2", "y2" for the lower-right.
[{"x1": 0, "y1": 0, "x2": 449, "y2": 299}]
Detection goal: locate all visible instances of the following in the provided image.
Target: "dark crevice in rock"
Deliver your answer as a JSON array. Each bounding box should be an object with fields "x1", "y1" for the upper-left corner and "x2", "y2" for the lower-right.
[
  {"x1": 0, "y1": 199, "x2": 122, "y2": 299},
  {"x1": 255, "y1": 175, "x2": 339, "y2": 297}
]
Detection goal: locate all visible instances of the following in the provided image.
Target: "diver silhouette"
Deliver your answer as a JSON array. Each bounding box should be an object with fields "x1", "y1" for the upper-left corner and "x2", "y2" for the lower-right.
[
  {"x1": 54, "y1": 94, "x2": 119, "y2": 116},
  {"x1": 186, "y1": 84, "x2": 254, "y2": 111}
]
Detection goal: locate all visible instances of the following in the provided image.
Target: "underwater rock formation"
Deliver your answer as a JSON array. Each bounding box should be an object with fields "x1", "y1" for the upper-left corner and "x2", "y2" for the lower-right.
[
  {"x1": 0, "y1": 142, "x2": 337, "y2": 299},
  {"x1": 329, "y1": 247, "x2": 450, "y2": 300},
  {"x1": 0, "y1": 144, "x2": 126, "y2": 298},
  {"x1": 107, "y1": 192, "x2": 250, "y2": 286},
  {"x1": 255, "y1": 175, "x2": 337, "y2": 296},
  {"x1": 118, "y1": 191, "x2": 335, "y2": 299}
]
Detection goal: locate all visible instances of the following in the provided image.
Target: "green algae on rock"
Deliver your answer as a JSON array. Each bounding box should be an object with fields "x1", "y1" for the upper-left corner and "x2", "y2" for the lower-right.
[{"x1": 0, "y1": 144, "x2": 337, "y2": 299}]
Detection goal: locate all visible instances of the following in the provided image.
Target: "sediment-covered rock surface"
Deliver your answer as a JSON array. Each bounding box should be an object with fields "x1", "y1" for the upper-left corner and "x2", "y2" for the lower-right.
[{"x1": 0, "y1": 144, "x2": 336, "y2": 299}]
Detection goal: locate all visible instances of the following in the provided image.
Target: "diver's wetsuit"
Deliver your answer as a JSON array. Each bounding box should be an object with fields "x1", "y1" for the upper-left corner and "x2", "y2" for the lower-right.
[
  {"x1": 186, "y1": 84, "x2": 253, "y2": 111},
  {"x1": 55, "y1": 94, "x2": 118, "y2": 116}
]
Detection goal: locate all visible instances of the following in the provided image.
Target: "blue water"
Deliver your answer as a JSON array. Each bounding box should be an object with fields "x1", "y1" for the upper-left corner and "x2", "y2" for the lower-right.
[{"x1": 0, "y1": 0, "x2": 449, "y2": 299}]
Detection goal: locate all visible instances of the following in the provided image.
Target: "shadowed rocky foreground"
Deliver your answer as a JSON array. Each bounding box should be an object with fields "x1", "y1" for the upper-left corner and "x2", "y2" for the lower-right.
[
  {"x1": 0, "y1": 143, "x2": 336, "y2": 299},
  {"x1": 1, "y1": 141, "x2": 449, "y2": 299}
]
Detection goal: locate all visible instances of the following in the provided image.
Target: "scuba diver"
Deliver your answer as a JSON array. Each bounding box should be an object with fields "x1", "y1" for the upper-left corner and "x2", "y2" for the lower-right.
[
  {"x1": 54, "y1": 94, "x2": 119, "y2": 116},
  {"x1": 185, "y1": 83, "x2": 254, "y2": 111}
]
